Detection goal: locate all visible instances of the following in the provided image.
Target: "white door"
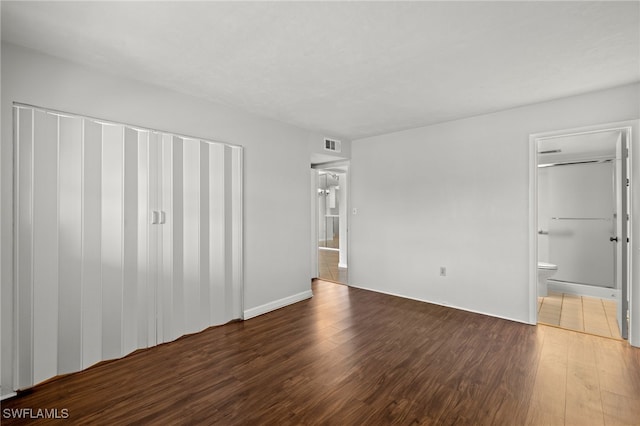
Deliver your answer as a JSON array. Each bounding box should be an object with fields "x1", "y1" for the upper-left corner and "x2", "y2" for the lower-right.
[
  {"x1": 13, "y1": 105, "x2": 243, "y2": 390},
  {"x1": 310, "y1": 169, "x2": 319, "y2": 280},
  {"x1": 615, "y1": 132, "x2": 629, "y2": 339},
  {"x1": 157, "y1": 134, "x2": 243, "y2": 344},
  {"x1": 14, "y1": 108, "x2": 158, "y2": 388}
]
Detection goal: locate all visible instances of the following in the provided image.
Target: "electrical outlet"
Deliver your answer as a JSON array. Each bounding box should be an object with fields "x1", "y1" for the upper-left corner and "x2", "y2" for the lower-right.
[{"x1": 440, "y1": 267, "x2": 446, "y2": 276}]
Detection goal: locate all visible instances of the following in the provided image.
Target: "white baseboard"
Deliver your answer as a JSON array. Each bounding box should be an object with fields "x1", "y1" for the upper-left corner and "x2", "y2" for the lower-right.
[
  {"x1": 1, "y1": 391, "x2": 17, "y2": 401},
  {"x1": 338, "y1": 263, "x2": 348, "y2": 269},
  {"x1": 243, "y1": 290, "x2": 313, "y2": 320},
  {"x1": 548, "y1": 280, "x2": 619, "y2": 300},
  {"x1": 347, "y1": 283, "x2": 529, "y2": 325}
]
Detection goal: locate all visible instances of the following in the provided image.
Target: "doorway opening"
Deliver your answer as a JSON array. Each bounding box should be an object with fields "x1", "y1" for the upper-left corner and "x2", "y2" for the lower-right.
[
  {"x1": 531, "y1": 125, "x2": 631, "y2": 340},
  {"x1": 312, "y1": 162, "x2": 349, "y2": 284}
]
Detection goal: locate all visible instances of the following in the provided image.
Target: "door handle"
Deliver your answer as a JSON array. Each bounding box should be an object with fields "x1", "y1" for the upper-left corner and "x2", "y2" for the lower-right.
[
  {"x1": 151, "y1": 211, "x2": 167, "y2": 225},
  {"x1": 610, "y1": 236, "x2": 619, "y2": 242}
]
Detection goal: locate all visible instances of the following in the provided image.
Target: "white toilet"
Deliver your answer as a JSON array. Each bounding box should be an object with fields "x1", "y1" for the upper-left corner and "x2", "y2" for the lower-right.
[{"x1": 537, "y1": 262, "x2": 557, "y2": 297}]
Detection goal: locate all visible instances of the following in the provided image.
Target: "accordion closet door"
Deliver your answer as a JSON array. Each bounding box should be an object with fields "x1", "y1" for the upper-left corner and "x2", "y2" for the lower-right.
[{"x1": 13, "y1": 105, "x2": 243, "y2": 390}]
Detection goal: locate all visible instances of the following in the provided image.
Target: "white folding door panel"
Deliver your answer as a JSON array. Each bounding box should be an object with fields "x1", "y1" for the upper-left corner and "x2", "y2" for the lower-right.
[
  {"x1": 58, "y1": 113, "x2": 83, "y2": 375},
  {"x1": 100, "y1": 123, "x2": 125, "y2": 361},
  {"x1": 211, "y1": 142, "x2": 243, "y2": 324},
  {"x1": 14, "y1": 105, "x2": 243, "y2": 390},
  {"x1": 157, "y1": 136, "x2": 243, "y2": 344},
  {"x1": 81, "y1": 119, "x2": 103, "y2": 371},
  {"x1": 14, "y1": 107, "x2": 158, "y2": 388},
  {"x1": 15, "y1": 107, "x2": 34, "y2": 388}
]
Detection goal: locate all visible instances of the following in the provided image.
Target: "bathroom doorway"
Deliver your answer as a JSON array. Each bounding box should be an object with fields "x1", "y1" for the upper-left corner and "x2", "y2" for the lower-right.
[
  {"x1": 531, "y1": 125, "x2": 631, "y2": 340},
  {"x1": 312, "y1": 162, "x2": 349, "y2": 284}
]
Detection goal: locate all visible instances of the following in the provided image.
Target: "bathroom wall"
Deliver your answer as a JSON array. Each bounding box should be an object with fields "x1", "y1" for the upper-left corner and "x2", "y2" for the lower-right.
[
  {"x1": 350, "y1": 83, "x2": 640, "y2": 330},
  {"x1": 539, "y1": 161, "x2": 615, "y2": 288},
  {"x1": 538, "y1": 169, "x2": 550, "y2": 262},
  {"x1": 317, "y1": 175, "x2": 335, "y2": 244}
]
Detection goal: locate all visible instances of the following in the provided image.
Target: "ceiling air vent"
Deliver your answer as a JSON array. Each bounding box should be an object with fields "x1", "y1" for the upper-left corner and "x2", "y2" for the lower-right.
[{"x1": 324, "y1": 138, "x2": 341, "y2": 153}]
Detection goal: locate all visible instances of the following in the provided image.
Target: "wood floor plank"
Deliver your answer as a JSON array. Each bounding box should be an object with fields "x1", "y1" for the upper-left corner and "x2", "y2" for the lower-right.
[
  {"x1": 2, "y1": 279, "x2": 640, "y2": 425},
  {"x1": 601, "y1": 389, "x2": 640, "y2": 426},
  {"x1": 526, "y1": 328, "x2": 569, "y2": 423}
]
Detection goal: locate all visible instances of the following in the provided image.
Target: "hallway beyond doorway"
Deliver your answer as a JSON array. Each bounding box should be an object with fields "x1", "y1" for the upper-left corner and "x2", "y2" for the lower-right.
[{"x1": 319, "y1": 248, "x2": 348, "y2": 283}]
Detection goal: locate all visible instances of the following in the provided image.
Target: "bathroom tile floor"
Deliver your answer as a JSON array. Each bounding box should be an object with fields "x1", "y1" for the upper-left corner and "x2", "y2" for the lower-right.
[{"x1": 537, "y1": 291, "x2": 621, "y2": 340}]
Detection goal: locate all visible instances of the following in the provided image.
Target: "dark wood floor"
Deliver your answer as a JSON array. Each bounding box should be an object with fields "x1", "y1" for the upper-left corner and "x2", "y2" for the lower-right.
[{"x1": 2, "y1": 280, "x2": 640, "y2": 425}]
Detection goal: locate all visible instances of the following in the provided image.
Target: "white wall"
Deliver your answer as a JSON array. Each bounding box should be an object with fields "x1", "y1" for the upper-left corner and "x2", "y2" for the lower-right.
[
  {"x1": 0, "y1": 43, "x2": 338, "y2": 394},
  {"x1": 350, "y1": 84, "x2": 640, "y2": 326}
]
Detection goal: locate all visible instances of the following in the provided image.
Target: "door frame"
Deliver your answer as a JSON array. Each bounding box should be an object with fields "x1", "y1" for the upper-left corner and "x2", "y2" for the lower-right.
[
  {"x1": 311, "y1": 160, "x2": 350, "y2": 283},
  {"x1": 310, "y1": 168, "x2": 319, "y2": 280},
  {"x1": 529, "y1": 120, "x2": 638, "y2": 346}
]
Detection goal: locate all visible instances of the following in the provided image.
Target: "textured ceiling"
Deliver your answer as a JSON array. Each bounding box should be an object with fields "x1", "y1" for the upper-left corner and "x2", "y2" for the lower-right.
[{"x1": 2, "y1": 1, "x2": 639, "y2": 140}]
